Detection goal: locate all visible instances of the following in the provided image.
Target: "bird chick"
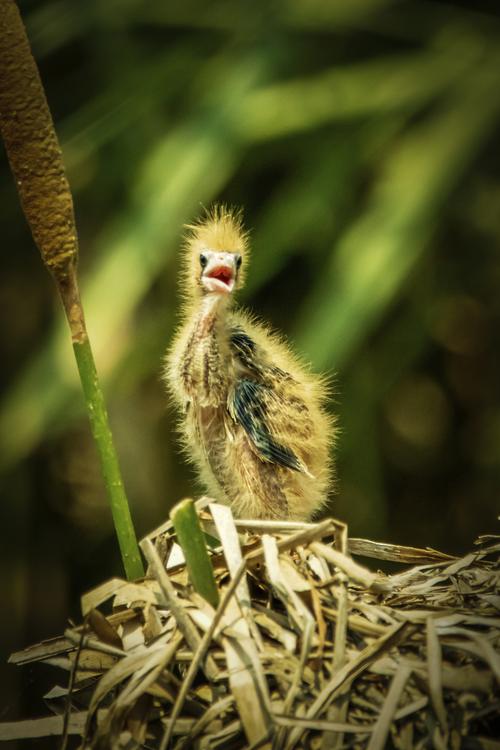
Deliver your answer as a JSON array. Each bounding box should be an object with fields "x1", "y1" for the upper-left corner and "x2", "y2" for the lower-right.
[{"x1": 165, "y1": 206, "x2": 335, "y2": 520}]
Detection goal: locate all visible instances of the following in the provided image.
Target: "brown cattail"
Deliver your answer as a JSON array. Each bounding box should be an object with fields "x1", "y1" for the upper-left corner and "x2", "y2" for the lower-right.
[
  {"x1": 0, "y1": 0, "x2": 143, "y2": 579},
  {"x1": 0, "y1": 0, "x2": 84, "y2": 341}
]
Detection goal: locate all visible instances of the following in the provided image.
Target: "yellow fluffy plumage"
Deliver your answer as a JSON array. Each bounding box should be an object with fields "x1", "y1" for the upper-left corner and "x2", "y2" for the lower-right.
[{"x1": 165, "y1": 205, "x2": 335, "y2": 520}]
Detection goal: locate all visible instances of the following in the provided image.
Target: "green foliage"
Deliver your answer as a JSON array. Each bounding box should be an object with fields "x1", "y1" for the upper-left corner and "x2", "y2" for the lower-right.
[
  {"x1": 73, "y1": 339, "x2": 144, "y2": 579},
  {"x1": 170, "y1": 498, "x2": 219, "y2": 609}
]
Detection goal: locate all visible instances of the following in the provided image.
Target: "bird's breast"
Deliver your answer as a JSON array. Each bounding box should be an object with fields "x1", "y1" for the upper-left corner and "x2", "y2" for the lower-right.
[
  {"x1": 180, "y1": 313, "x2": 232, "y2": 407},
  {"x1": 190, "y1": 403, "x2": 229, "y2": 477}
]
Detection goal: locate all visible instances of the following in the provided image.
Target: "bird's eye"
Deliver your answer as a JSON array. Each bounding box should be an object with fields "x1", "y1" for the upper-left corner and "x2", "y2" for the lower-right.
[
  {"x1": 199, "y1": 253, "x2": 208, "y2": 269},
  {"x1": 235, "y1": 254, "x2": 242, "y2": 270}
]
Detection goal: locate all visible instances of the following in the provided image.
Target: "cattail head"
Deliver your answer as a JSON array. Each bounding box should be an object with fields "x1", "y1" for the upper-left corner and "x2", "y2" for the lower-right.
[{"x1": 181, "y1": 205, "x2": 249, "y2": 298}]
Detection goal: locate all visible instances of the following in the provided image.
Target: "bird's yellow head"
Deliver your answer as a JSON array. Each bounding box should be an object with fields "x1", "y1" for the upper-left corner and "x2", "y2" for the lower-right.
[{"x1": 182, "y1": 205, "x2": 249, "y2": 299}]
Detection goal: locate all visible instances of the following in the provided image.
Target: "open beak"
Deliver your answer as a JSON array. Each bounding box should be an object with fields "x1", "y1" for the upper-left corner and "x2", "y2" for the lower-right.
[{"x1": 201, "y1": 254, "x2": 236, "y2": 294}]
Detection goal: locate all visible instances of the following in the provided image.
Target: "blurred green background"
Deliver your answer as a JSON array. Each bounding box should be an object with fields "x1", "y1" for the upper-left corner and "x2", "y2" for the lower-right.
[{"x1": 1, "y1": 0, "x2": 500, "y2": 731}]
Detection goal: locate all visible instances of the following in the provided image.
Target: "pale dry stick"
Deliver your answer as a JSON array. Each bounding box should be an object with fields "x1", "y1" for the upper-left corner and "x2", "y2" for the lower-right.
[
  {"x1": 174, "y1": 649, "x2": 226, "y2": 663},
  {"x1": 140, "y1": 537, "x2": 218, "y2": 681},
  {"x1": 209, "y1": 503, "x2": 252, "y2": 607},
  {"x1": 275, "y1": 616, "x2": 315, "y2": 750},
  {"x1": 286, "y1": 622, "x2": 412, "y2": 750},
  {"x1": 394, "y1": 696, "x2": 428, "y2": 721},
  {"x1": 262, "y1": 534, "x2": 313, "y2": 633},
  {"x1": 164, "y1": 560, "x2": 247, "y2": 750},
  {"x1": 310, "y1": 542, "x2": 389, "y2": 593},
  {"x1": 331, "y1": 531, "x2": 349, "y2": 669},
  {"x1": 366, "y1": 665, "x2": 412, "y2": 750},
  {"x1": 211, "y1": 524, "x2": 274, "y2": 748},
  {"x1": 235, "y1": 520, "x2": 314, "y2": 533},
  {"x1": 426, "y1": 617, "x2": 448, "y2": 735},
  {"x1": 285, "y1": 619, "x2": 314, "y2": 710},
  {"x1": 243, "y1": 519, "x2": 333, "y2": 568},
  {"x1": 60, "y1": 619, "x2": 89, "y2": 750},
  {"x1": 273, "y1": 715, "x2": 374, "y2": 734},
  {"x1": 322, "y1": 574, "x2": 349, "y2": 748},
  {"x1": 262, "y1": 534, "x2": 314, "y2": 750},
  {"x1": 320, "y1": 608, "x2": 386, "y2": 637},
  {"x1": 180, "y1": 696, "x2": 234, "y2": 747},
  {"x1": 333, "y1": 520, "x2": 348, "y2": 556},
  {"x1": 64, "y1": 629, "x2": 126, "y2": 659},
  {"x1": 332, "y1": 583, "x2": 348, "y2": 672}
]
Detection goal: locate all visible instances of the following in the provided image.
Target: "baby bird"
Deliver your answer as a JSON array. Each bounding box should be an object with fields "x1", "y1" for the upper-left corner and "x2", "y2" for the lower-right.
[{"x1": 165, "y1": 206, "x2": 334, "y2": 520}]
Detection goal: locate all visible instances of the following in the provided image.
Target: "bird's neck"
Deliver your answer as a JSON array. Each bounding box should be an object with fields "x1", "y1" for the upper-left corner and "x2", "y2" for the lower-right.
[
  {"x1": 197, "y1": 293, "x2": 231, "y2": 329},
  {"x1": 181, "y1": 292, "x2": 232, "y2": 406},
  {"x1": 186, "y1": 292, "x2": 232, "y2": 358}
]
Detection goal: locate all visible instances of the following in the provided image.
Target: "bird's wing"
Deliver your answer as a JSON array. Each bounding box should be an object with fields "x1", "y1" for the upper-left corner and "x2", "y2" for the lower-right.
[{"x1": 229, "y1": 328, "x2": 313, "y2": 475}]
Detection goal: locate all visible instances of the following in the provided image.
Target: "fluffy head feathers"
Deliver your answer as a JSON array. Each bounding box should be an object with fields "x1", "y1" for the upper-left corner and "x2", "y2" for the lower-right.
[{"x1": 181, "y1": 205, "x2": 249, "y2": 296}]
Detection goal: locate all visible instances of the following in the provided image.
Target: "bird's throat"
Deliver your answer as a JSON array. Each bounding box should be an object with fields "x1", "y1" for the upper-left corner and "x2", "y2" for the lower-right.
[{"x1": 200, "y1": 290, "x2": 231, "y2": 317}]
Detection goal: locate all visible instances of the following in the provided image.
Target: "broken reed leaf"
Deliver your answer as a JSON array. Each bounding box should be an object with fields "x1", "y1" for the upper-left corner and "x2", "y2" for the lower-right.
[
  {"x1": 0, "y1": 712, "x2": 103, "y2": 741},
  {"x1": 8, "y1": 636, "x2": 74, "y2": 666},
  {"x1": 262, "y1": 536, "x2": 316, "y2": 748},
  {"x1": 209, "y1": 503, "x2": 252, "y2": 610},
  {"x1": 92, "y1": 632, "x2": 183, "y2": 746},
  {"x1": 348, "y1": 538, "x2": 456, "y2": 564},
  {"x1": 140, "y1": 536, "x2": 218, "y2": 682},
  {"x1": 3, "y1": 513, "x2": 499, "y2": 748},
  {"x1": 263, "y1": 534, "x2": 315, "y2": 635},
  {"x1": 87, "y1": 609, "x2": 123, "y2": 650},
  {"x1": 221, "y1": 608, "x2": 274, "y2": 750},
  {"x1": 209, "y1": 503, "x2": 264, "y2": 650},
  {"x1": 161, "y1": 560, "x2": 249, "y2": 750},
  {"x1": 81, "y1": 578, "x2": 129, "y2": 615},
  {"x1": 84, "y1": 641, "x2": 174, "y2": 737}
]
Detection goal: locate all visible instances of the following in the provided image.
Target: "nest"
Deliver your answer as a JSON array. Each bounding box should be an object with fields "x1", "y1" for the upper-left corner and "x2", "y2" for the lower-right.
[{"x1": 3, "y1": 498, "x2": 499, "y2": 749}]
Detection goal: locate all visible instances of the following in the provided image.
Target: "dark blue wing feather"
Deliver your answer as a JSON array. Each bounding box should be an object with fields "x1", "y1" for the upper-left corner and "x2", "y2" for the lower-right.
[
  {"x1": 230, "y1": 378, "x2": 304, "y2": 472},
  {"x1": 229, "y1": 325, "x2": 312, "y2": 472}
]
